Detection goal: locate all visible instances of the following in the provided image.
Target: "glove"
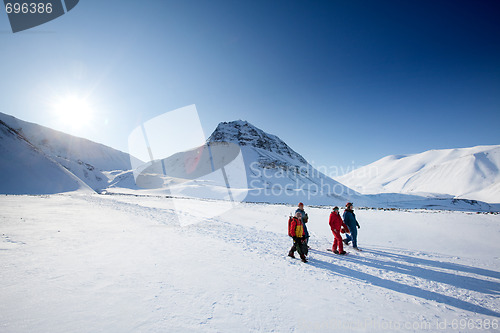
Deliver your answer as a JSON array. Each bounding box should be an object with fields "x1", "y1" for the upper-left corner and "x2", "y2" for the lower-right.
[
  {"x1": 340, "y1": 228, "x2": 346, "y2": 234},
  {"x1": 356, "y1": 222, "x2": 360, "y2": 229}
]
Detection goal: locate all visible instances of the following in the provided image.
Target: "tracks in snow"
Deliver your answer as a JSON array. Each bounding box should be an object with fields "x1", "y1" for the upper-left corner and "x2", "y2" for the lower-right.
[{"x1": 75, "y1": 194, "x2": 500, "y2": 318}]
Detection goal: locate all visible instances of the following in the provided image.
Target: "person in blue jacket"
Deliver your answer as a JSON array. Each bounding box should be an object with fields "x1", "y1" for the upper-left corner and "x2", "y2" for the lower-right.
[
  {"x1": 295, "y1": 202, "x2": 309, "y2": 253},
  {"x1": 343, "y1": 202, "x2": 361, "y2": 251}
]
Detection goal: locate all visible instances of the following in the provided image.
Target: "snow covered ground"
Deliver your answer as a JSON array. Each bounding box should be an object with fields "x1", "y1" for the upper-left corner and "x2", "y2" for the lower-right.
[{"x1": 1, "y1": 194, "x2": 499, "y2": 332}]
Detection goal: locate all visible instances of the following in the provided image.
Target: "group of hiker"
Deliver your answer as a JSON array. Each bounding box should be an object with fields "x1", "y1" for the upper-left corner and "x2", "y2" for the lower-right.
[{"x1": 287, "y1": 202, "x2": 361, "y2": 263}]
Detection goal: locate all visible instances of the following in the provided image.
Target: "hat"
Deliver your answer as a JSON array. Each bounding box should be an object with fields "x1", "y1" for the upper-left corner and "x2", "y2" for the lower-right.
[
  {"x1": 346, "y1": 202, "x2": 353, "y2": 207},
  {"x1": 333, "y1": 206, "x2": 339, "y2": 211},
  {"x1": 298, "y1": 202, "x2": 304, "y2": 206}
]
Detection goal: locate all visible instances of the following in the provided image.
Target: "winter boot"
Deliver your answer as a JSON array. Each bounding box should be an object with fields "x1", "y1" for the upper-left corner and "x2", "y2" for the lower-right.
[
  {"x1": 333, "y1": 250, "x2": 339, "y2": 254},
  {"x1": 288, "y1": 250, "x2": 295, "y2": 258},
  {"x1": 300, "y1": 254, "x2": 308, "y2": 263},
  {"x1": 339, "y1": 251, "x2": 347, "y2": 255}
]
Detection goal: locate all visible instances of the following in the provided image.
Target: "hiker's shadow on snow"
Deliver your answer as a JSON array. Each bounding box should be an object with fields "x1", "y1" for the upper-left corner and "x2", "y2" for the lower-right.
[
  {"x1": 366, "y1": 249, "x2": 500, "y2": 281},
  {"x1": 308, "y1": 248, "x2": 500, "y2": 318}
]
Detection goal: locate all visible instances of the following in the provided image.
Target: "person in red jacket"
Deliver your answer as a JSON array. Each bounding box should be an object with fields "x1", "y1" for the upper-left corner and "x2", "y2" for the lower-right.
[
  {"x1": 288, "y1": 211, "x2": 308, "y2": 262},
  {"x1": 329, "y1": 206, "x2": 349, "y2": 254}
]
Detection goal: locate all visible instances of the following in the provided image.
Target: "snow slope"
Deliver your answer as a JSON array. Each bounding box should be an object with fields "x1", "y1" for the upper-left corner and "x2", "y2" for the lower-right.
[
  {"x1": 338, "y1": 145, "x2": 500, "y2": 203},
  {"x1": 1, "y1": 194, "x2": 499, "y2": 332},
  {"x1": 0, "y1": 120, "x2": 92, "y2": 194},
  {"x1": 0, "y1": 112, "x2": 138, "y2": 192}
]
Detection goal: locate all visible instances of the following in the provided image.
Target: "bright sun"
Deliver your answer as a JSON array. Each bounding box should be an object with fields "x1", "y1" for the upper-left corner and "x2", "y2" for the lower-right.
[{"x1": 52, "y1": 95, "x2": 94, "y2": 128}]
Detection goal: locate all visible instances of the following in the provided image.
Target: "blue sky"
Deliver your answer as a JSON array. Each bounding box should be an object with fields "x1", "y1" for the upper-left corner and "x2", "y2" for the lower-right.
[{"x1": 1, "y1": 0, "x2": 499, "y2": 174}]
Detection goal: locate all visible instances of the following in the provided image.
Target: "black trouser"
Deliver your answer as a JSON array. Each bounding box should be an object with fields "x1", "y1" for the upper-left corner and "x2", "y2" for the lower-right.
[{"x1": 289, "y1": 237, "x2": 307, "y2": 257}]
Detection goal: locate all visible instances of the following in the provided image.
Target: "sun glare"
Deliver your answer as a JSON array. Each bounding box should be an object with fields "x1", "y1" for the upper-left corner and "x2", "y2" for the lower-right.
[{"x1": 52, "y1": 95, "x2": 94, "y2": 128}]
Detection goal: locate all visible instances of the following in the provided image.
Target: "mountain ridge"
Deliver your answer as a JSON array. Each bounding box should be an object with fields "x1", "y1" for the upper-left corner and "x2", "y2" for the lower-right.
[
  {"x1": 0, "y1": 112, "x2": 138, "y2": 192},
  {"x1": 338, "y1": 145, "x2": 500, "y2": 203},
  {"x1": 0, "y1": 112, "x2": 134, "y2": 172}
]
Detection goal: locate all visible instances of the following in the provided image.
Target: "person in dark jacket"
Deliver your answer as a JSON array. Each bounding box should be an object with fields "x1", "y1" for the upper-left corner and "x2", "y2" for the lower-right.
[
  {"x1": 329, "y1": 206, "x2": 349, "y2": 254},
  {"x1": 343, "y1": 202, "x2": 361, "y2": 251},
  {"x1": 295, "y1": 202, "x2": 309, "y2": 253}
]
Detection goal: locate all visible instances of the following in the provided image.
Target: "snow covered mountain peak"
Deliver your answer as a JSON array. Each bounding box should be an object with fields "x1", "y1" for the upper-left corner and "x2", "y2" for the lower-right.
[
  {"x1": 208, "y1": 120, "x2": 307, "y2": 164},
  {"x1": 203, "y1": 120, "x2": 369, "y2": 206}
]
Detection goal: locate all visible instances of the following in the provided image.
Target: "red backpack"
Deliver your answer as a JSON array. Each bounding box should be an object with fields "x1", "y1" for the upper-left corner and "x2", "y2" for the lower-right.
[
  {"x1": 288, "y1": 216, "x2": 304, "y2": 237},
  {"x1": 288, "y1": 217, "x2": 295, "y2": 237}
]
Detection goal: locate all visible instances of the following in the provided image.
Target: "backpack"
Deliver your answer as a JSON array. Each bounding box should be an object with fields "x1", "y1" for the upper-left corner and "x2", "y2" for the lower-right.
[{"x1": 288, "y1": 217, "x2": 295, "y2": 237}]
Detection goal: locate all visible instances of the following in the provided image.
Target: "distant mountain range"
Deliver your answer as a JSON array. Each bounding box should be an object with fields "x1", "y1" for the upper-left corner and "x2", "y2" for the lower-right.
[
  {"x1": 337, "y1": 145, "x2": 500, "y2": 204},
  {"x1": 0, "y1": 112, "x2": 498, "y2": 210}
]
